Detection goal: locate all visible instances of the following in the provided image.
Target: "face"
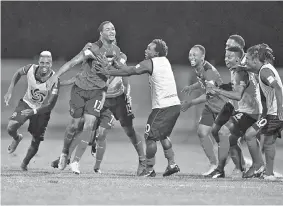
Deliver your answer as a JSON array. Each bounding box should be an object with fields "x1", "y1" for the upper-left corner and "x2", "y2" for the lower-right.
[
  {"x1": 100, "y1": 22, "x2": 116, "y2": 41},
  {"x1": 225, "y1": 50, "x2": 240, "y2": 69},
  {"x1": 145, "y1": 43, "x2": 158, "y2": 59},
  {"x1": 38, "y1": 56, "x2": 52, "y2": 79},
  {"x1": 188, "y1": 47, "x2": 204, "y2": 67},
  {"x1": 245, "y1": 53, "x2": 260, "y2": 73},
  {"x1": 225, "y1": 39, "x2": 241, "y2": 50}
]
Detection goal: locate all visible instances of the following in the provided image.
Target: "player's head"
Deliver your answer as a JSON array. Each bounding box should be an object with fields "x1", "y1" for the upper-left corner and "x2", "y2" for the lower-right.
[
  {"x1": 145, "y1": 39, "x2": 168, "y2": 59},
  {"x1": 98, "y1": 21, "x2": 116, "y2": 42},
  {"x1": 245, "y1": 43, "x2": 275, "y2": 72},
  {"x1": 38, "y1": 51, "x2": 52, "y2": 77},
  {"x1": 225, "y1": 46, "x2": 244, "y2": 69},
  {"x1": 226, "y1": 34, "x2": 245, "y2": 50},
  {"x1": 188, "y1": 45, "x2": 205, "y2": 67}
]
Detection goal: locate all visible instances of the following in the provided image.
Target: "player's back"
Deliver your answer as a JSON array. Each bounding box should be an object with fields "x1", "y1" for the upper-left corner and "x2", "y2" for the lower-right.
[
  {"x1": 259, "y1": 63, "x2": 283, "y2": 115},
  {"x1": 23, "y1": 64, "x2": 54, "y2": 109},
  {"x1": 149, "y1": 56, "x2": 180, "y2": 109},
  {"x1": 75, "y1": 40, "x2": 121, "y2": 90}
]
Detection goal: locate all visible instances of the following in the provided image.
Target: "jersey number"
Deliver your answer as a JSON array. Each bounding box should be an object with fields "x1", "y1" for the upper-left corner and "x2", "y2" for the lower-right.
[
  {"x1": 93, "y1": 100, "x2": 102, "y2": 111},
  {"x1": 256, "y1": 118, "x2": 267, "y2": 128},
  {"x1": 235, "y1": 113, "x2": 243, "y2": 120}
]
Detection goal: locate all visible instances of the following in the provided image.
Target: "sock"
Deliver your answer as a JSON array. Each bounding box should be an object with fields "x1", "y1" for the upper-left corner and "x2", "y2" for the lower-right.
[
  {"x1": 73, "y1": 139, "x2": 89, "y2": 163},
  {"x1": 145, "y1": 139, "x2": 157, "y2": 169},
  {"x1": 217, "y1": 135, "x2": 230, "y2": 172},
  {"x1": 230, "y1": 145, "x2": 244, "y2": 171},
  {"x1": 198, "y1": 133, "x2": 217, "y2": 165},
  {"x1": 23, "y1": 140, "x2": 40, "y2": 165},
  {"x1": 263, "y1": 135, "x2": 276, "y2": 176},
  {"x1": 246, "y1": 137, "x2": 264, "y2": 166},
  {"x1": 94, "y1": 139, "x2": 106, "y2": 169},
  {"x1": 68, "y1": 130, "x2": 83, "y2": 159},
  {"x1": 62, "y1": 124, "x2": 77, "y2": 155}
]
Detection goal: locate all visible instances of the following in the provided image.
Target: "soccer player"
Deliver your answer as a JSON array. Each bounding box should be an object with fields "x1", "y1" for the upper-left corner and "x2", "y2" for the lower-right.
[
  {"x1": 244, "y1": 44, "x2": 283, "y2": 180},
  {"x1": 50, "y1": 51, "x2": 146, "y2": 175},
  {"x1": 181, "y1": 45, "x2": 229, "y2": 176},
  {"x1": 95, "y1": 39, "x2": 181, "y2": 177},
  {"x1": 207, "y1": 46, "x2": 264, "y2": 178},
  {"x1": 46, "y1": 21, "x2": 123, "y2": 170},
  {"x1": 4, "y1": 51, "x2": 60, "y2": 171}
]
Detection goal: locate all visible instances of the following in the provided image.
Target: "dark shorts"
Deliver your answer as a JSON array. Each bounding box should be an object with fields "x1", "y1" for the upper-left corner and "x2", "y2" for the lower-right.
[
  {"x1": 214, "y1": 102, "x2": 235, "y2": 127},
  {"x1": 228, "y1": 112, "x2": 258, "y2": 136},
  {"x1": 96, "y1": 107, "x2": 115, "y2": 130},
  {"x1": 10, "y1": 99, "x2": 51, "y2": 141},
  {"x1": 69, "y1": 84, "x2": 104, "y2": 118},
  {"x1": 255, "y1": 115, "x2": 283, "y2": 138},
  {"x1": 145, "y1": 105, "x2": 180, "y2": 141},
  {"x1": 199, "y1": 105, "x2": 219, "y2": 127},
  {"x1": 103, "y1": 93, "x2": 134, "y2": 128}
]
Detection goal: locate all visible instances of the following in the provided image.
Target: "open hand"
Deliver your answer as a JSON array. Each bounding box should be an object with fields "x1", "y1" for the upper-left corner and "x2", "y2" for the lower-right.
[
  {"x1": 21, "y1": 109, "x2": 34, "y2": 116},
  {"x1": 181, "y1": 100, "x2": 193, "y2": 112}
]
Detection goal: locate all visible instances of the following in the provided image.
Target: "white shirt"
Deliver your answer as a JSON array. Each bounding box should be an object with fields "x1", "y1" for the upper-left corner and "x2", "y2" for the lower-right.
[
  {"x1": 149, "y1": 57, "x2": 180, "y2": 109},
  {"x1": 259, "y1": 63, "x2": 283, "y2": 115}
]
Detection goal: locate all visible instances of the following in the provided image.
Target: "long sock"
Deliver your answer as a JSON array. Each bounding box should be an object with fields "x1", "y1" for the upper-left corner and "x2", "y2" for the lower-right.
[
  {"x1": 145, "y1": 140, "x2": 157, "y2": 170},
  {"x1": 230, "y1": 145, "x2": 244, "y2": 171},
  {"x1": 199, "y1": 135, "x2": 217, "y2": 165},
  {"x1": 246, "y1": 137, "x2": 264, "y2": 166},
  {"x1": 68, "y1": 130, "x2": 83, "y2": 159},
  {"x1": 217, "y1": 136, "x2": 230, "y2": 172},
  {"x1": 263, "y1": 135, "x2": 276, "y2": 176},
  {"x1": 94, "y1": 139, "x2": 106, "y2": 169},
  {"x1": 62, "y1": 124, "x2": 77, "y2": 154},
  {"x1": 23, "y1": 140, "x2": 40, "y2": 165},
  {"x1": 125, "y1": 128, "x2": 146, "y2": 161},
  {"x1": 73, "y1": 139, "x2": 89, "y2": 162}
]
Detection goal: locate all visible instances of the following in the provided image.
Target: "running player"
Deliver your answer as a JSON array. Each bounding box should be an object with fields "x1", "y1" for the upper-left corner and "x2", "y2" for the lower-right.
[
  {"x1": 244, "y1": 44, "x2": 283, "y2": 180},
  {"x1": 4, "y1": 51, "x2": 60, "y2": 171},
  {"x1": 207, "y1": 46, "x2": 264, "y2": 178},
  {"x1": 46, "y1": 21, "x2": 123, "y2": 170},
  {"x1": 181, "y1": 45, "x2": 229, "y2": 176},
  {"x1": 96, "y1": 39, "x2": 181, "y2": 177},
  {"x1": 50, "y1": 51, "x2": 146, "y2": 175}
]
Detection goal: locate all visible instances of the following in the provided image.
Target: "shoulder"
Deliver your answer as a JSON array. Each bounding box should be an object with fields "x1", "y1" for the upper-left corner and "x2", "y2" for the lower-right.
[{"x1": 21, "y1": 64, "x2": 34, "y2": 74}]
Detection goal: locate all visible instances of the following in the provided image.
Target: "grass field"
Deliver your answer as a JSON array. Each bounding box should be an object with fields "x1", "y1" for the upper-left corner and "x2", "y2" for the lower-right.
[{"x1": 1, "y1": 128, "x2": 283, "y2": 205}]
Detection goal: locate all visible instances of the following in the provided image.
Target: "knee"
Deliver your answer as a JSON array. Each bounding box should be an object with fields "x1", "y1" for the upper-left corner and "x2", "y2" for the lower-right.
[
  {"x1": 7, "y1": 121, "x2": 18, "y2": 136},
  {"x1": 31, "y1": 139, "x2": 41, "y2": 151},
  {"x1": 96, "y1": 127, "x2": 108, "y2": 142},
  {"x1": 83, "y1": 118, "x2": 96, "y2": 131},
  {"x1": 69, "y1": 118, "x2": 81, "y2": 132},
  {"x1": 197, "y1": 127, "x2": 209, "y2": 139},
  {"x1": 211, "y1": 125, "x2": 220, "y2": 143}
]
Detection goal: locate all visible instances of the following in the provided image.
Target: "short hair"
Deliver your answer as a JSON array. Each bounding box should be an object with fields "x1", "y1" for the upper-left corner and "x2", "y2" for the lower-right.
[
  {"x1": 226, "y1": 46, "x2": 244, "y2": 59},
  {"x1": 152, "y1": 39, "x2": 168, "y2": 57},
  {"x1": 247, "y1": 43, "x2": 275, "y2": 63},
  {"x1": 229, "y1": 34, "x2": 245, "y2": 49},
  {"x1": 98, "y1": 21, "x2": 112, "y2": 32},
  {"x1": 192, "y1": 44, "x2": 206, "y2": 56},
  {"x1": 40, "y1": 51, "x2": 52, "y2": 59}
]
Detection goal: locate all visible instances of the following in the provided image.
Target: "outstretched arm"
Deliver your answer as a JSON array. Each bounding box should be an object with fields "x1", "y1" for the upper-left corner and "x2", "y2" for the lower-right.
[
  {"x1": 4, "y1": 64, "x2": 31, "y2": 106},
  {"x1": 60, "y1": 76, "x2": 76, "y2": 86}
]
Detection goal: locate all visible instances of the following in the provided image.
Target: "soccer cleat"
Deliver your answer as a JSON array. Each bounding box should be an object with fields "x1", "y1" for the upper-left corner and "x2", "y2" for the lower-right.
[
  {"x1": 94, "y1": 168, "x2": 102, "y2": 174},
  {"x1": 7, "y1": 134, "x2": 23, "y2": 154},
  {"x1": 202, "y1": 164, "x2": 217, "y2": 176},
  {"x1": 140, "y1": 169, "x2": 156, "y2": 177},
  {"x1": 91, "y1": 143, "x2": 97, "y2": 158},
  {"x1": 261, "y1": 174, "x2": 277, "y2": 181},
  {"x1": 163, "y1": 164, "x2": 180, "y2": 177},
  {"x1": 58, "y1": 153, "x2": 68, "y2": 170},
  {"x1": 51, "y1": 157, "x2": 70, "y2": 168},
  {"x1": 137, "y1": 160, "x2": 146, "y2": 176},
  {"x1": 230, "y1": 168, "x2": 243, "y2": 179},
  {"x1": 20, "y1": 162, "x2": 28, "y2": 171},
  {"x1": 70, "y1": 161, "x2": 80, "y2": 174},
  {"x1": 209, "y1": 169, "x2": 225, "y2": 179},
  {"x1": 242, "y1": 164, "x2": 265, "y2": 178}
]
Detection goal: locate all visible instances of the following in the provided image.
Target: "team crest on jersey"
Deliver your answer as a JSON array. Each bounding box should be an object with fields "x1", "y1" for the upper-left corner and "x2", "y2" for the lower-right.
[{"x1": 31, "y1": 88, "x2": 47, "y2": 103}]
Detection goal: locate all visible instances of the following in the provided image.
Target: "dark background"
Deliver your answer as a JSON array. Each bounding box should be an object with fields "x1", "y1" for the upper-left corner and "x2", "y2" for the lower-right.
[{"x1": 2, "y1": 1, "x2": 283, "y2": 66}]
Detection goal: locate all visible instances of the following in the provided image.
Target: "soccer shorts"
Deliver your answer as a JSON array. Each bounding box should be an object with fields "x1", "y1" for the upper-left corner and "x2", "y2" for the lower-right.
[
  {"x1": 254, "y1": 115, "x2": 283, "y2": 138},
  {"x1": 228, "y1": 112, "x2": 259, "y2": 136},
  {"x1": 96, "y1": 107, "x2": 115, "y2": 130},
  {"x1": 145, "y1": 105, "x2": 180, "y2": 141},
  {"x1": 214, "y1": 102, "x2": 235, "y2": 127},
  {"x1": 69, "y1": 84, "x2": 104, "y2": 118},
  {"x1": 199, "y1": 105, "x2": 219, "y2": 127},
  {"x1": 10, "y1": 99, "x2": 51, "y2": 141},
  {"x1": 104, "y1": 93, "x2": 134, "y2": 127}
]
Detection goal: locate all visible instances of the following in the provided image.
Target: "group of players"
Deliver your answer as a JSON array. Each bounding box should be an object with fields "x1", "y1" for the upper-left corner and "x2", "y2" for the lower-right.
[{"x1": 4, "y1": 21, "x2": 283, "y2": 180}]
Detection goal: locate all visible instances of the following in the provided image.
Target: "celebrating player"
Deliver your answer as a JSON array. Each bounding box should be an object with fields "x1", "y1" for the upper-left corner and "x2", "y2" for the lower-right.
[
  {"x1": 4, "y1": 51, "x2": 60, "y2": 171},
  {"x1": 46, "y1": 21, "x2": 123, "y2": 170},
  {"x1": 181, "y1": 45, "x2": 229, "y2": 176},
  {"x1": 244, "y1": 44, "x2": 283, "y2": 180},
  {"x1": 95, "y1": 39, "x2": 181, "y2": 177}
]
